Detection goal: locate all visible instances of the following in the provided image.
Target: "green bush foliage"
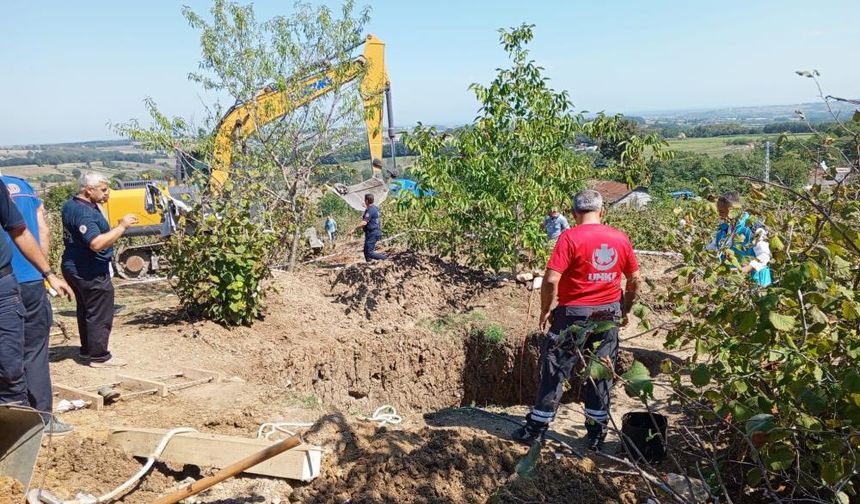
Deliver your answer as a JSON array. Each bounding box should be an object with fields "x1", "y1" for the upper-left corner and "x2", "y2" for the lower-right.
[
  {"x1": 664, "y1": 182, "x2": 860, "y2": 501},
  {"x1": 603, "y1": 201, "x2": 682, "y2": 251},
  {"x1": 165, "y1": 197, "x2": 275, "y2": 326}
]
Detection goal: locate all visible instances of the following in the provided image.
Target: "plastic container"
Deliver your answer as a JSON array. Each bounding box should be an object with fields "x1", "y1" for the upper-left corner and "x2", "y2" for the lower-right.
[{"x1": 621, "y1": 411, "x2": 668, "y2": 464}]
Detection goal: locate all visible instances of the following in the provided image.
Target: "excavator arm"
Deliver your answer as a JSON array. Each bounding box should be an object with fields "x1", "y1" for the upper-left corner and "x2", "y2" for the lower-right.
[{"x1": 209, "y1": 34, "x2": 392, "y2": 192}]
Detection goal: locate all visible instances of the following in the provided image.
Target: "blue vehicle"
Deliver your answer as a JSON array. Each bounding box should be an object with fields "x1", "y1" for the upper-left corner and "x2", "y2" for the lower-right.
[
  {"x1": 670, "y1": 190, "x2": 694, "y2": 200},
  {"x1": 389, "y1": 178, "x2": 436, "y2": 197}
]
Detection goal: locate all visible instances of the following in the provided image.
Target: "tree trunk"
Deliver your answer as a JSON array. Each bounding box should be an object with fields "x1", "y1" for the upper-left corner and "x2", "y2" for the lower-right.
[{"x1": 286, "y1": 205, "x2": 307, "y2": 271}]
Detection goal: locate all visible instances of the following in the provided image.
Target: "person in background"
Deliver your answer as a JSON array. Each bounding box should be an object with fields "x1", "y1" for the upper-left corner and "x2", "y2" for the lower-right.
[
  {"x1": 541, "y1": 208, "x2": 570, "y2": 242},
  {"x1": 353, "y1": 193, "x2": 387, "y2": 262},
  {"x1": 706, "y1": 192, "x2": 772, "y2": 287},
  {"x1": 0, "y1": 179, "x2": 73, "y2": 420},
  {"x1": 0, "y1": 174, "x2": 74, "y2": 435},
  {"x1": 325, "y1": 215, "x2": 337, "y2": 243},
  {"x1": 61, "y1": 172, "x2": 137, "y2": 368},
  {"x1": 513, "y1": 190, "x2": 640, "y2": 451}
]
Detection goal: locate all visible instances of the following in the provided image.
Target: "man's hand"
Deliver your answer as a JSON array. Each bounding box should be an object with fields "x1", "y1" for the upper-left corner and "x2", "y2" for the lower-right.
[
  {"x1": 47, "y1": 274, "x2": 74, "y2": 301},
  {"x1": 539, "y1": 309, "x2": 553, "y2": 331},
  {"x1": 119, "y1": 214, "x2": 139, "y2": 229},
  {"x1": 740, "y1": 264, "x2": 754, "y2": 274}
]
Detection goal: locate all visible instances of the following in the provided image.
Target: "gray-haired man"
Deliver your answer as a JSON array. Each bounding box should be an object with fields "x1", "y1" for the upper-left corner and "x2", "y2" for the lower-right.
[
  {"x1": 513, "y1": 189, "x2": 641, "y2": 451},
  {"x1": 61, "y1": 172, "x2": 137, "y2": 368}
]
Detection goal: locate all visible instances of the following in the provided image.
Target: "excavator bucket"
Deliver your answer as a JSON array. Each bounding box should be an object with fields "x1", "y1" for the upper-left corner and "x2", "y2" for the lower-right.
[
  {"x1": 331, "y1": 177, "x2": 390, "y2": 211},
  {"x1": 0, "y1": 405, "x2": 44, "y2": 494}
]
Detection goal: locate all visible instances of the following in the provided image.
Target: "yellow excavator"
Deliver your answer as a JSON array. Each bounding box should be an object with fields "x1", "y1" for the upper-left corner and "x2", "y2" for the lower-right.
[{"x1": 103, "y1": 34, "x2": 396, "y2": 278}]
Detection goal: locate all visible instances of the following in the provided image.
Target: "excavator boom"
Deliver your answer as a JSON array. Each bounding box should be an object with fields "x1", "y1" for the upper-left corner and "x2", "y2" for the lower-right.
[{"x1": 209, "y1": 34, "x2": 390, "y2": 191}]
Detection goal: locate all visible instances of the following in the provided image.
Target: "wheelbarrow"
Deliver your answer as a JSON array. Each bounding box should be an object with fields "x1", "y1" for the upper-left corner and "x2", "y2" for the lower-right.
[{"x1": 0, "y1": 404, "x2": 45, "y2": 497}]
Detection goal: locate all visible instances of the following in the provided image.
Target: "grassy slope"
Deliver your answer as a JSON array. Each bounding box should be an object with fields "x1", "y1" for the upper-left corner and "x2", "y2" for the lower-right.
[{"x1": 665, "y1": 132, "x2": 814, "y2": 157}]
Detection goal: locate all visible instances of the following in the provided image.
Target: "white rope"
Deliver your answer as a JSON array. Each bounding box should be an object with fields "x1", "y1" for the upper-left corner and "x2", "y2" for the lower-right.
[
  {"x1": 361, "y1": 405, "x2": 402, "y2": 426},
  {"x1": 256, "y1": 422, "x2": 314, "y2": 441}
]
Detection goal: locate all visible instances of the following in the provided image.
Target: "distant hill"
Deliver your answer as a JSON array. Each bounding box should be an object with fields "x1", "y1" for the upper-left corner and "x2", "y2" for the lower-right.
[{"x1": 635, "y1": 101, "x2": 857, "y2": 126}]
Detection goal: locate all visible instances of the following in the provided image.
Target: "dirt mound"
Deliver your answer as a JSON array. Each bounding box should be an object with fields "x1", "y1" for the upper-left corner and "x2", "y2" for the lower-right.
[
  {"x1": 31, "y1": 434, "x2": 185, "y2": 502},
  {"x1": 0, "y1": 476, "x2": 25, "y2": 504},
  {"x1": 302, "y1": 417, "x2": 620, "y2": 504},
  {"x1": 328, "y1": 251, "x2": 499, "y2": 320},
  {"x1": 496, "y1": 454, "x2": 629, "y2": 504}
]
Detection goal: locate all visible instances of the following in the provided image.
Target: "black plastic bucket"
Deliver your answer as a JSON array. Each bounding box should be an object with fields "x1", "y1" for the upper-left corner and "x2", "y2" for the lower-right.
[{"x1": 621, "y1": 411, "x2": 668, "y2": 464}]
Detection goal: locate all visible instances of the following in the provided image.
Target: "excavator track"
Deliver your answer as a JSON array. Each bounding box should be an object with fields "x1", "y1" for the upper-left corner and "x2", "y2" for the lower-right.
[{"x1": 113, "y1": 242, "x2": 167, "y2": 280}]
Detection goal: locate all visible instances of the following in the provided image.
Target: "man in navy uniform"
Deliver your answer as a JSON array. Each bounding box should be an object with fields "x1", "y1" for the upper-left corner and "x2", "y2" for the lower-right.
[
  {"x1": 1, "y1": 174, "x2": 75, "y2": 435},
  {"x1": 61, "y1": 172, "x2": 137, "y2": 368},
  {"x1": 353, "y1": 193, "x2": 387, "y2": 262},
  {"x1": 0, "y1": 178, "x2": 73, "y2": 423}
]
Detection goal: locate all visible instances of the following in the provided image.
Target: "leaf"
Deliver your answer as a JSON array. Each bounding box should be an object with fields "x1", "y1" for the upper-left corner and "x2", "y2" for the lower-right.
[
  {"x1": 765, "y1": 444, "x2": 795, "y2": 471},
  {"x1": 836, "y1": 491, "x2": 850, "y2": 504},
  {"x1": 746, "y1": 413, "x2": 775, "y2": 435},
  {"x1": 587, "y1": 360, "x2": 613, "y2": 381},
  {"x1": 746, "y1": 467, "x2": 763, "y2": 487},
  {"x1": 737, "y1": 311, "x2": 758, "y2": 332},
  {"x1": 691, "y1": 364, "x2": 711, "y2": 387},
  {"x1": 621, "y1": 360, "x2": 653, "y2": 399},
  {"x1": 768, "y1": 312, "x2": 796, "y2": 332},
  {"x1": 821, "y1": 459, "x2": 845, "y2": 485},
  {"x1": 515, "y1": 441, "x2": 541, "y2": 480}
]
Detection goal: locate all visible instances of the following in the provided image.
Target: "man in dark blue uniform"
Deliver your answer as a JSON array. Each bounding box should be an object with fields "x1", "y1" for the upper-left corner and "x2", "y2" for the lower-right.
[
  {"x1": 353, "y1": 193, "x2": 387, "y2": 261},
  {"x1": 1, "y1": 175, "x2": 74, "y2": 435},
  {"x1": 0, "y1": 178, "x2": 73, "y2": 414},
  {"x1": 61, "y1": 172, "x2": 137, "y2": 368}
]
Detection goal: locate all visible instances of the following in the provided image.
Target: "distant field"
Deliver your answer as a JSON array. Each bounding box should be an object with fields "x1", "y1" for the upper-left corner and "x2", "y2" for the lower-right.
[{"x1": 666, "y1": 133, "x2": 814, "y2": 157}]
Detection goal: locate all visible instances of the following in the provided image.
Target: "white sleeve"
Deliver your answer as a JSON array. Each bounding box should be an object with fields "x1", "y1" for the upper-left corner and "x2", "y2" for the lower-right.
[{"x1": 748, "y1": 239, "x2": 771, "y2": 271}]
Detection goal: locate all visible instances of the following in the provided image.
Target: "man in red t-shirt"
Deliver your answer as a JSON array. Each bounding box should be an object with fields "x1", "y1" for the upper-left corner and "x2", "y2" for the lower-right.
[{"x1": 513, "y1": 189, "x2": 641, "y2": 451}]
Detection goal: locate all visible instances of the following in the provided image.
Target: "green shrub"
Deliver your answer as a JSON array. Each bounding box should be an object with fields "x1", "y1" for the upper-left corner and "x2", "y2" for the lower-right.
[
  {"x1": 604, "y1": 200, "x2": 681, "y2": 251},
  {"x1": 482, "y1": 324, "x2": 506, "y2": 345},
  {"x1": 165, "y1": 197, "x2": 275, "y2": 326}
]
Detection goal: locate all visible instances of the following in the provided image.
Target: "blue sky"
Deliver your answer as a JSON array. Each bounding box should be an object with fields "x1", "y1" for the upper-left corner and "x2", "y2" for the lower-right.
[{"x1": 1, "y1": 0, "x2": 857, "y2": 144}]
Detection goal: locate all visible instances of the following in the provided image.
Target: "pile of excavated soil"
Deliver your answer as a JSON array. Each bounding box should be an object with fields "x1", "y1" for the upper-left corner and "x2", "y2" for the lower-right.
[
  {"x1": 328, "y1": 251, "x2": 499, "y2": 321},
  {"x1": 0, "y1": 476, "x2": 25, "y2": 504},
  {"x1": 301, "y1": 419, "x2": 622, "y2": 504},
  {"x1": 31, "y1": 434, "x2": 183, "y2": 502}
]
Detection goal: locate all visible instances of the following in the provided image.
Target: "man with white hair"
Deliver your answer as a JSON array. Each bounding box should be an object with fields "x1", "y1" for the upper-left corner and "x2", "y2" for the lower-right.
[
  {"x1": 61, "y1": 172, "x2": 137, "y2": 368},
  {"x1": 513, "y1": 189, "x2": 641, "y2": 451}
]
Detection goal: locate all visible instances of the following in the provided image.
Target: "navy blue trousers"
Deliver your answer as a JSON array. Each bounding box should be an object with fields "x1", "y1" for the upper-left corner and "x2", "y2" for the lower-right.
[
  {"x1": 363, "y1": 232, "x2": 387, "y2": 261},
  {"x1": 20, "y1": 281, "x2": 53, "y2": 420},
  {"x1": 530, "y1": 302, "x2": 621, "y2": 426},
  {"x1": 0, "y1": 273, "x2": 26, "y2": 405}
]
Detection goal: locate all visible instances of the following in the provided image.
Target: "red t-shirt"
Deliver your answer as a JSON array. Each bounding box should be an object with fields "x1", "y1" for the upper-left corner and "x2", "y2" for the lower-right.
[{"x1": 547, "y1": 223, "x2": 638, "y2": 306}]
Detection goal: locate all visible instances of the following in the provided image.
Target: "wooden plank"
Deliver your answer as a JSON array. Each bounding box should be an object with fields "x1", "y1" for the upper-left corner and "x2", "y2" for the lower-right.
[
  {"x1": 53, "y1": 384, "x2": 103, "y2": 411},
  {"x1": 178, "y1": 366, "x2": 222, "y2": 383},
  {"x1": 116, "y1": 374, "x2": 169, "y2": 397},
  {"x1": 108, "y1": 427, "x2": 322, "y2": 481}
]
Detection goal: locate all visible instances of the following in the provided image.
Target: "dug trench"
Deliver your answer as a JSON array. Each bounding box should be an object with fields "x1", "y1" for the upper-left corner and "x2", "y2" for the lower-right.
[{"x1": 35, "y1": 251, "x2": 677, "y2": 503}]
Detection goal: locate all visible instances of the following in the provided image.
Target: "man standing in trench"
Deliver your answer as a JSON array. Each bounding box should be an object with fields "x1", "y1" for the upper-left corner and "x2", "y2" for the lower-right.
[
  {"x1": 513, "y1": 189, "x2": 641, "y2": 451},
  {"x1": 353, "y1": 193, "x2": 387, "y2": 262}
]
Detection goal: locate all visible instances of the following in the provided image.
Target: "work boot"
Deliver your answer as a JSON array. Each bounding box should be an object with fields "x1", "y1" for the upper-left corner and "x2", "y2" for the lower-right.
[
  {"x1": 511, "y1": 413, "x2": 548, "y2": 445},
  {"x1": 585, "y1": 417, "x2": 608, "y2": 452}
]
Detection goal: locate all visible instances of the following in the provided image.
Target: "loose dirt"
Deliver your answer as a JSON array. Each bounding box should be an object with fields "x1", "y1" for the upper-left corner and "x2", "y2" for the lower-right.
[
  {"x1": 33, "y1": 248, "x2": 684, "y2": 502},
  {"x1": 0, "y1": 476, "x2": 25, "y2": 504}
]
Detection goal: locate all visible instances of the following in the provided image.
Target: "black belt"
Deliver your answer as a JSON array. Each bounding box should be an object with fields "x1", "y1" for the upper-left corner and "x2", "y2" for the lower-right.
[{"x1": 0, "y1": 264, "x2": 12, "y2": 279}]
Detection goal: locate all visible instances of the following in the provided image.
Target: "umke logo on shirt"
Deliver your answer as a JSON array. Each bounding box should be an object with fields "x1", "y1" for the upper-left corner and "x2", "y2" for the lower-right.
[{"x1": 589, "y1": 244, "x2": 618, "y2": 282}]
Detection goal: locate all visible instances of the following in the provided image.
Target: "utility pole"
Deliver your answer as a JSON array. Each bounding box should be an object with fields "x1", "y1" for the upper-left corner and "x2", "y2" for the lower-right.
[{"x1": 764, "y1": 141, "x2": 771, "y2": 183}]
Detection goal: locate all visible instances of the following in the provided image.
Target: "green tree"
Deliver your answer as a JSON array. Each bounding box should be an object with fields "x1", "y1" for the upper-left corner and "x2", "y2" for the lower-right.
[
  {"x1": 394, "y1": 24, "x2": 666, "y2": 272},
  {"x1": 114, "y1": 0, "x2": 372, "y2": 324}
]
